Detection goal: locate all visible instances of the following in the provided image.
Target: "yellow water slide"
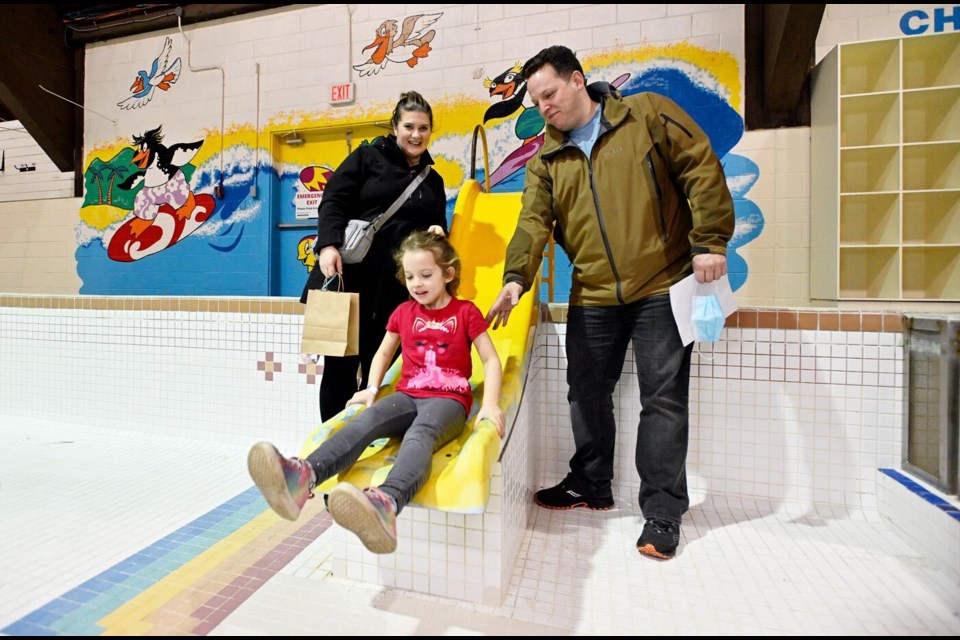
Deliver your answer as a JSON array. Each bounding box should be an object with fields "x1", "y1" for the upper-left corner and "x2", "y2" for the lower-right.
[{"x1": 298, "y1": 149, "x2": 539, "y2": 514}]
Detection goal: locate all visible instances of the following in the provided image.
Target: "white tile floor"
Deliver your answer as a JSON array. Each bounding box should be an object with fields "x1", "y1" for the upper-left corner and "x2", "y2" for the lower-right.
[{"x1": 2, "y1": 416, "x2": 959, "y2": 636}]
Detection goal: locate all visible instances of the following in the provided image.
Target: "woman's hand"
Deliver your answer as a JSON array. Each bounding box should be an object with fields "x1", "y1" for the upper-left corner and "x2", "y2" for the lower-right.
[
  {"x1": 318, "y1": 245, "x2": 343, "y2": 278},
  {"x1": 426, "y1": 225, "x2": 445, "y2": 237}
]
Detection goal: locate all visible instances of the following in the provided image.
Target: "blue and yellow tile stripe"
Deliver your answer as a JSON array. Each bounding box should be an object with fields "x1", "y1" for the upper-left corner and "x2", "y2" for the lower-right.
[{"x1": 3, "y1": 488, "x2": 331, "y2": 636}]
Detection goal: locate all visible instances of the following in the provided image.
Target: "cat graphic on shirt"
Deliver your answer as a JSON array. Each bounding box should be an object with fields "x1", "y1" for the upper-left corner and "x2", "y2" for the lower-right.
[{"x1": 407, "y1": 316, "x2": 470, "y2": 394}]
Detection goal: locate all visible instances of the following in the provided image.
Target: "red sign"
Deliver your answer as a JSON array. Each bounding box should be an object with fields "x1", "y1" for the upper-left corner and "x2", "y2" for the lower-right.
[{"x1": 330, "y1": 83, "x2": 354, "y2": 105}]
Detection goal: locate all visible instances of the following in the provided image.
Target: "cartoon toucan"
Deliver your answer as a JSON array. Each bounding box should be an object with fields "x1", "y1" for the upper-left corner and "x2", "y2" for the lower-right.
[
  {"x1": 353, "y1": 13, "x2": 442, "y2": 77},
  {"x1": 117, "y1": 36, "x2": 182, "y2": 111},
  {"x1": 118, "y1": 125, "x2": 203, "y2": 237}
]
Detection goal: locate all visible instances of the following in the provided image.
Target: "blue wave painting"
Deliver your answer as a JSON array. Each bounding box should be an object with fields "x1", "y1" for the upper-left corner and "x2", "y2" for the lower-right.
[{"x1": 77, "y1": 148, "x2": 272, "y2": 295}]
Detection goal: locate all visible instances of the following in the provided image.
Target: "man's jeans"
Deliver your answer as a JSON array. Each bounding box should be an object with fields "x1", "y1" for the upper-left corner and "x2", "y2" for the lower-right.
[{"x1": 565, "y1": 294, "x2": 692, "y2": 523}]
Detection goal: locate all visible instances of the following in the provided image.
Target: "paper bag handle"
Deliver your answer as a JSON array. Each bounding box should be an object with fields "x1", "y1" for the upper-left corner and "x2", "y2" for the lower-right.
[{"x1": 321, "y1": 274, "x2": 344, "y2": 292}]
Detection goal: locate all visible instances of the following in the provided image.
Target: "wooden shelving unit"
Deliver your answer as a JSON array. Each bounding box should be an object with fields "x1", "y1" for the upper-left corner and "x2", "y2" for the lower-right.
[{"x1": 812, "y1": 31, "x2": 960, "y2": 301}]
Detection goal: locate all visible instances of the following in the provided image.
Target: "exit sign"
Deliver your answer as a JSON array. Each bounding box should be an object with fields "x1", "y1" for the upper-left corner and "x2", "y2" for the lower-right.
[{"x1": 330, "y1": 83, "x2": 354, "y2": 105}]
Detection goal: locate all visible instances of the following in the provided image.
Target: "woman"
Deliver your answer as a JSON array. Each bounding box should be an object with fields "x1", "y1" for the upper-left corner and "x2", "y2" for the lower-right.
[{"x1": 302, "y1": 91, "x2": 447, "y2": 421}]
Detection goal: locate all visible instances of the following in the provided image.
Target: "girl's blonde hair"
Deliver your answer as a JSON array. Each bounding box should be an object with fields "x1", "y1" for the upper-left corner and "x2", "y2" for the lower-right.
[{"x1": 395, "y1": 230, "x2": 460, "y2": 296}]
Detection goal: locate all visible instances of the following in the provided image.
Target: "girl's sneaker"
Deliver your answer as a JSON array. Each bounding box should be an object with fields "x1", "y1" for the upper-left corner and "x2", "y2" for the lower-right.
[
  {"x1": 328, "y1": 483, "x2": 398, "y2": 554},
  {"x1": 247, "y1": 441, "x2": 316, "y2": 520}
]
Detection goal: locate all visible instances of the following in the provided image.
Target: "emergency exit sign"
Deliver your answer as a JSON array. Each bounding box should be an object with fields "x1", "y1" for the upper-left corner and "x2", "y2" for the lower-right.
[{"x1": 330, "y1": 83, "x2": 354, "y2": 105}]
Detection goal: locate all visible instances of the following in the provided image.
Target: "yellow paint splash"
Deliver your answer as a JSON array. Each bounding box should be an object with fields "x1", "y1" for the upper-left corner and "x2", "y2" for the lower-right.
[
  {"x1": 584, "y1": 42, "x2": 741, "y2": 112},
  {"x1": 432, "y1": 156, "x2": 464, "y2": 190},
  {"x1": 79, "y1": 204, "x2": 129, "y2": 230}
]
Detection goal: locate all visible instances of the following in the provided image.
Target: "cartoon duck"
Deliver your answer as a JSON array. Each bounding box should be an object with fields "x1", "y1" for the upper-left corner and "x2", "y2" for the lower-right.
[
  {"x1": 353, "y1": 13, "x2": 442, "y2": 77},
  {"x1": 297, "y1": 236, "x2": 317, "y2": 272},
  {"x1": 118, "y1": 125, "x2": 203, "y2": 237},
  {"x1": 117, "y1": 36, "x2": 182, "y2": 111}
]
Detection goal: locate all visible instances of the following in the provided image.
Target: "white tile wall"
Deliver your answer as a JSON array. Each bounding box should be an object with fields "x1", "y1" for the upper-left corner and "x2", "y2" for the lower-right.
[
  {"x1": 6, "y1": 300, "x2": 956, "y2": 602},
  {"x1": 0, "y1": 302, "x2": 318, "y2": 454},
  {"x1": 536, "y1": 322, "x2": 904, "y2": 514},
  {"x1": 878, "y1": 471, "x2": 960, "y2": 583}
]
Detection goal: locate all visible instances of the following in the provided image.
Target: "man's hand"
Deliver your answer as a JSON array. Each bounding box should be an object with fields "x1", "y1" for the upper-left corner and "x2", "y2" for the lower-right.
[
  {"x1": 485, "y1": 282, "x2": 523, "y2": 330},
  {"x1": 318, "y1": 245, "x2": 343, "y2": 278},
  {"x1": 692, "y1": 253, "x2": 727, "y2": 284}
]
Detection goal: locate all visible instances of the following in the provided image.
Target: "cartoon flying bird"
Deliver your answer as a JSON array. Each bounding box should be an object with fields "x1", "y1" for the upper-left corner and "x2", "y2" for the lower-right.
[
  {"x1": 118, "y1": 125, "x2": 204, "y2": 237},
  {"x1": 353, "y1": 13, "x2": 442, "y2": 77},
  {"x1": 117, "y1": 36, "x2": 182, "y2": 110}
]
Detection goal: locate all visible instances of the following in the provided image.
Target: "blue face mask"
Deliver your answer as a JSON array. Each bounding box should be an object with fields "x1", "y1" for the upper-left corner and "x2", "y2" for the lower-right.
[{"x1": 692, "y1": 294, "x2": 724, "y2": 342}]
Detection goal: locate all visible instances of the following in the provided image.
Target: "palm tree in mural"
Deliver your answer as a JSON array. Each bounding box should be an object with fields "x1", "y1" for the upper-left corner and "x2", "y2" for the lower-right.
[
  {"x1": 88, "y1": 165, "x2": 106, "y2": 205},
  {"x1": 105, "y1": 165, "x2": 129, "y2": 206}
]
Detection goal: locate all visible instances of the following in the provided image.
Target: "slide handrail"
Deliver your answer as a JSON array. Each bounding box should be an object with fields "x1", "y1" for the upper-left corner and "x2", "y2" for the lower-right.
[{"x1": 469, "y1": 124, "x2": 491, "y2": 193}]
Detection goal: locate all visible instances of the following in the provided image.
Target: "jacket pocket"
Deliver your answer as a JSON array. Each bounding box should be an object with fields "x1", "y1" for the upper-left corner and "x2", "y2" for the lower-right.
[
  {"x1": 661, "y1": 113, "x2": 693, "y2": 138},
  {"x1": 645, "y1": 152, "x2": 668, "y2": 244}
]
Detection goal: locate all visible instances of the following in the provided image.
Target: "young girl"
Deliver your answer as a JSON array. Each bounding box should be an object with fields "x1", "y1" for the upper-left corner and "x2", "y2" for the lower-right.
[{"x1": 248, "y1": 230, "x2": 504, "y2": 554}]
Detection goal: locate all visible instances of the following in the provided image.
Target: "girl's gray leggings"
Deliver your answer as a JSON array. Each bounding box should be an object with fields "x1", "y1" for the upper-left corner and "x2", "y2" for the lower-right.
[{"x1": 306, "y1": 392, "x2": 466, "y2": 512}]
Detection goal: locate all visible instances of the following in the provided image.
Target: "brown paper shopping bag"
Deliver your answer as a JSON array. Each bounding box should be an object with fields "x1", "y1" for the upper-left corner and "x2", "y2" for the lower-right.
[{"x1": 300, "y1": 283, "x2": 359, "y2": 357}]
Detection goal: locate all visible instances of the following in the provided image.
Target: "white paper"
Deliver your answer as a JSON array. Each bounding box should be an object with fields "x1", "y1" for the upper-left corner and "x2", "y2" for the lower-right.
[{"x1": 669, "y1": 274, "x2": 738, "y2": 346}]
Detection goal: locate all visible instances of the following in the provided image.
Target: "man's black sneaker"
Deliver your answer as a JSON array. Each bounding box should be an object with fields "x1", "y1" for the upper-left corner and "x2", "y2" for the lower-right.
[
  {"x1": 636, "y1": 518, "x2": 680, "y2": 559},
  {"x1": 534, "y1": 478, "x2": 614, "y2": 510}
]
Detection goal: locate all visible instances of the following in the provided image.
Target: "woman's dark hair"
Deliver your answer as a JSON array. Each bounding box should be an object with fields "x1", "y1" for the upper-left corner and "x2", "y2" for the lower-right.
[
  {"x1": 391, "y1": 91, "x2": 434, "y2": 128},
  {"x1": 395, "y1": 230, "x2": 460, "y2": 296},
  {"x1": 521, "y1": 45, "x2": 584, "y2": 81}
]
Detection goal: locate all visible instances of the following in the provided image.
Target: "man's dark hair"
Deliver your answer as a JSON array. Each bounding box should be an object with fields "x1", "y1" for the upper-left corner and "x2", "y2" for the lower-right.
[{"x1": 521, "y1": 45, "x2": 584, "y2": 81}]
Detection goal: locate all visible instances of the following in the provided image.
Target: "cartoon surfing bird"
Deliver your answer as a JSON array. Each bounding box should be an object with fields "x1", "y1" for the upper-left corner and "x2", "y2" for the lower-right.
[
  {"x1": 353, "y1": 13, "x2": 442, "y2": 77},
  {"x1": 117, "y1": 36, "x2": 182, "y2": 110},
  {"x1": 483, "y1": 62, "x2": 527, "y2": 123},
  {"x1": 483, "y1": 62, "x2": 544, "y2": 142},
  {"x1": 117, "y1": 125, "x2": 204, "y2": 237}
]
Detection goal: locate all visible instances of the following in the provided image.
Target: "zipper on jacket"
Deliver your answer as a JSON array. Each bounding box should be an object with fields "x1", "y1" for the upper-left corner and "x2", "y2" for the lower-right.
[
  {"x1": 586, "y1": 153, "x2": 625, "y2": 305},
  {"x1": 646, "y1": 153, "x2": 668, "y2": 245},
  {"x1": 660, "y1": 113, "x2": 693, "y2": 138}
]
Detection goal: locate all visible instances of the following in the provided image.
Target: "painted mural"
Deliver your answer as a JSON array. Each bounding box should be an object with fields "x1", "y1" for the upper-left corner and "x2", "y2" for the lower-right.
[
  {"x1": 293, "y1": 165, "x2": 333, "y2": 274},
  {"x1": 461, "y1": 44, "x2": 762, "y2": 297},
  {"x1": 353, "y1": 13, "x2": 443, "y2": 77},
  {"x1": 76, "y1": 41, "x2": 762, "y2": 300},
  {"x1": 117, "y1": 37, "x2": 182, "y2": 111},
  {"x1": 102, "y1": 126, "x2": 215, "y2": 262}
]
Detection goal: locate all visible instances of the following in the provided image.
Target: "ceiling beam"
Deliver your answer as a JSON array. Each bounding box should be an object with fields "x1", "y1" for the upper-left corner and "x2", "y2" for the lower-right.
[
  {"x1": 0, "y1": 4, "x2": 78, "y2": 171},
  {"x1": 746, "y1": 4, "x2": 825, "y2": 129},
  {"x1": 65, "y1": 4, "x2": 288, "y2": 45}
]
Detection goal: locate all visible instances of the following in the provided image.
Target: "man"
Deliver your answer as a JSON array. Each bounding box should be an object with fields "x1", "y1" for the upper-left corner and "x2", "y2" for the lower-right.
[{"x1": 486, "y1": 45, "x2": 734, "y2": 560}]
